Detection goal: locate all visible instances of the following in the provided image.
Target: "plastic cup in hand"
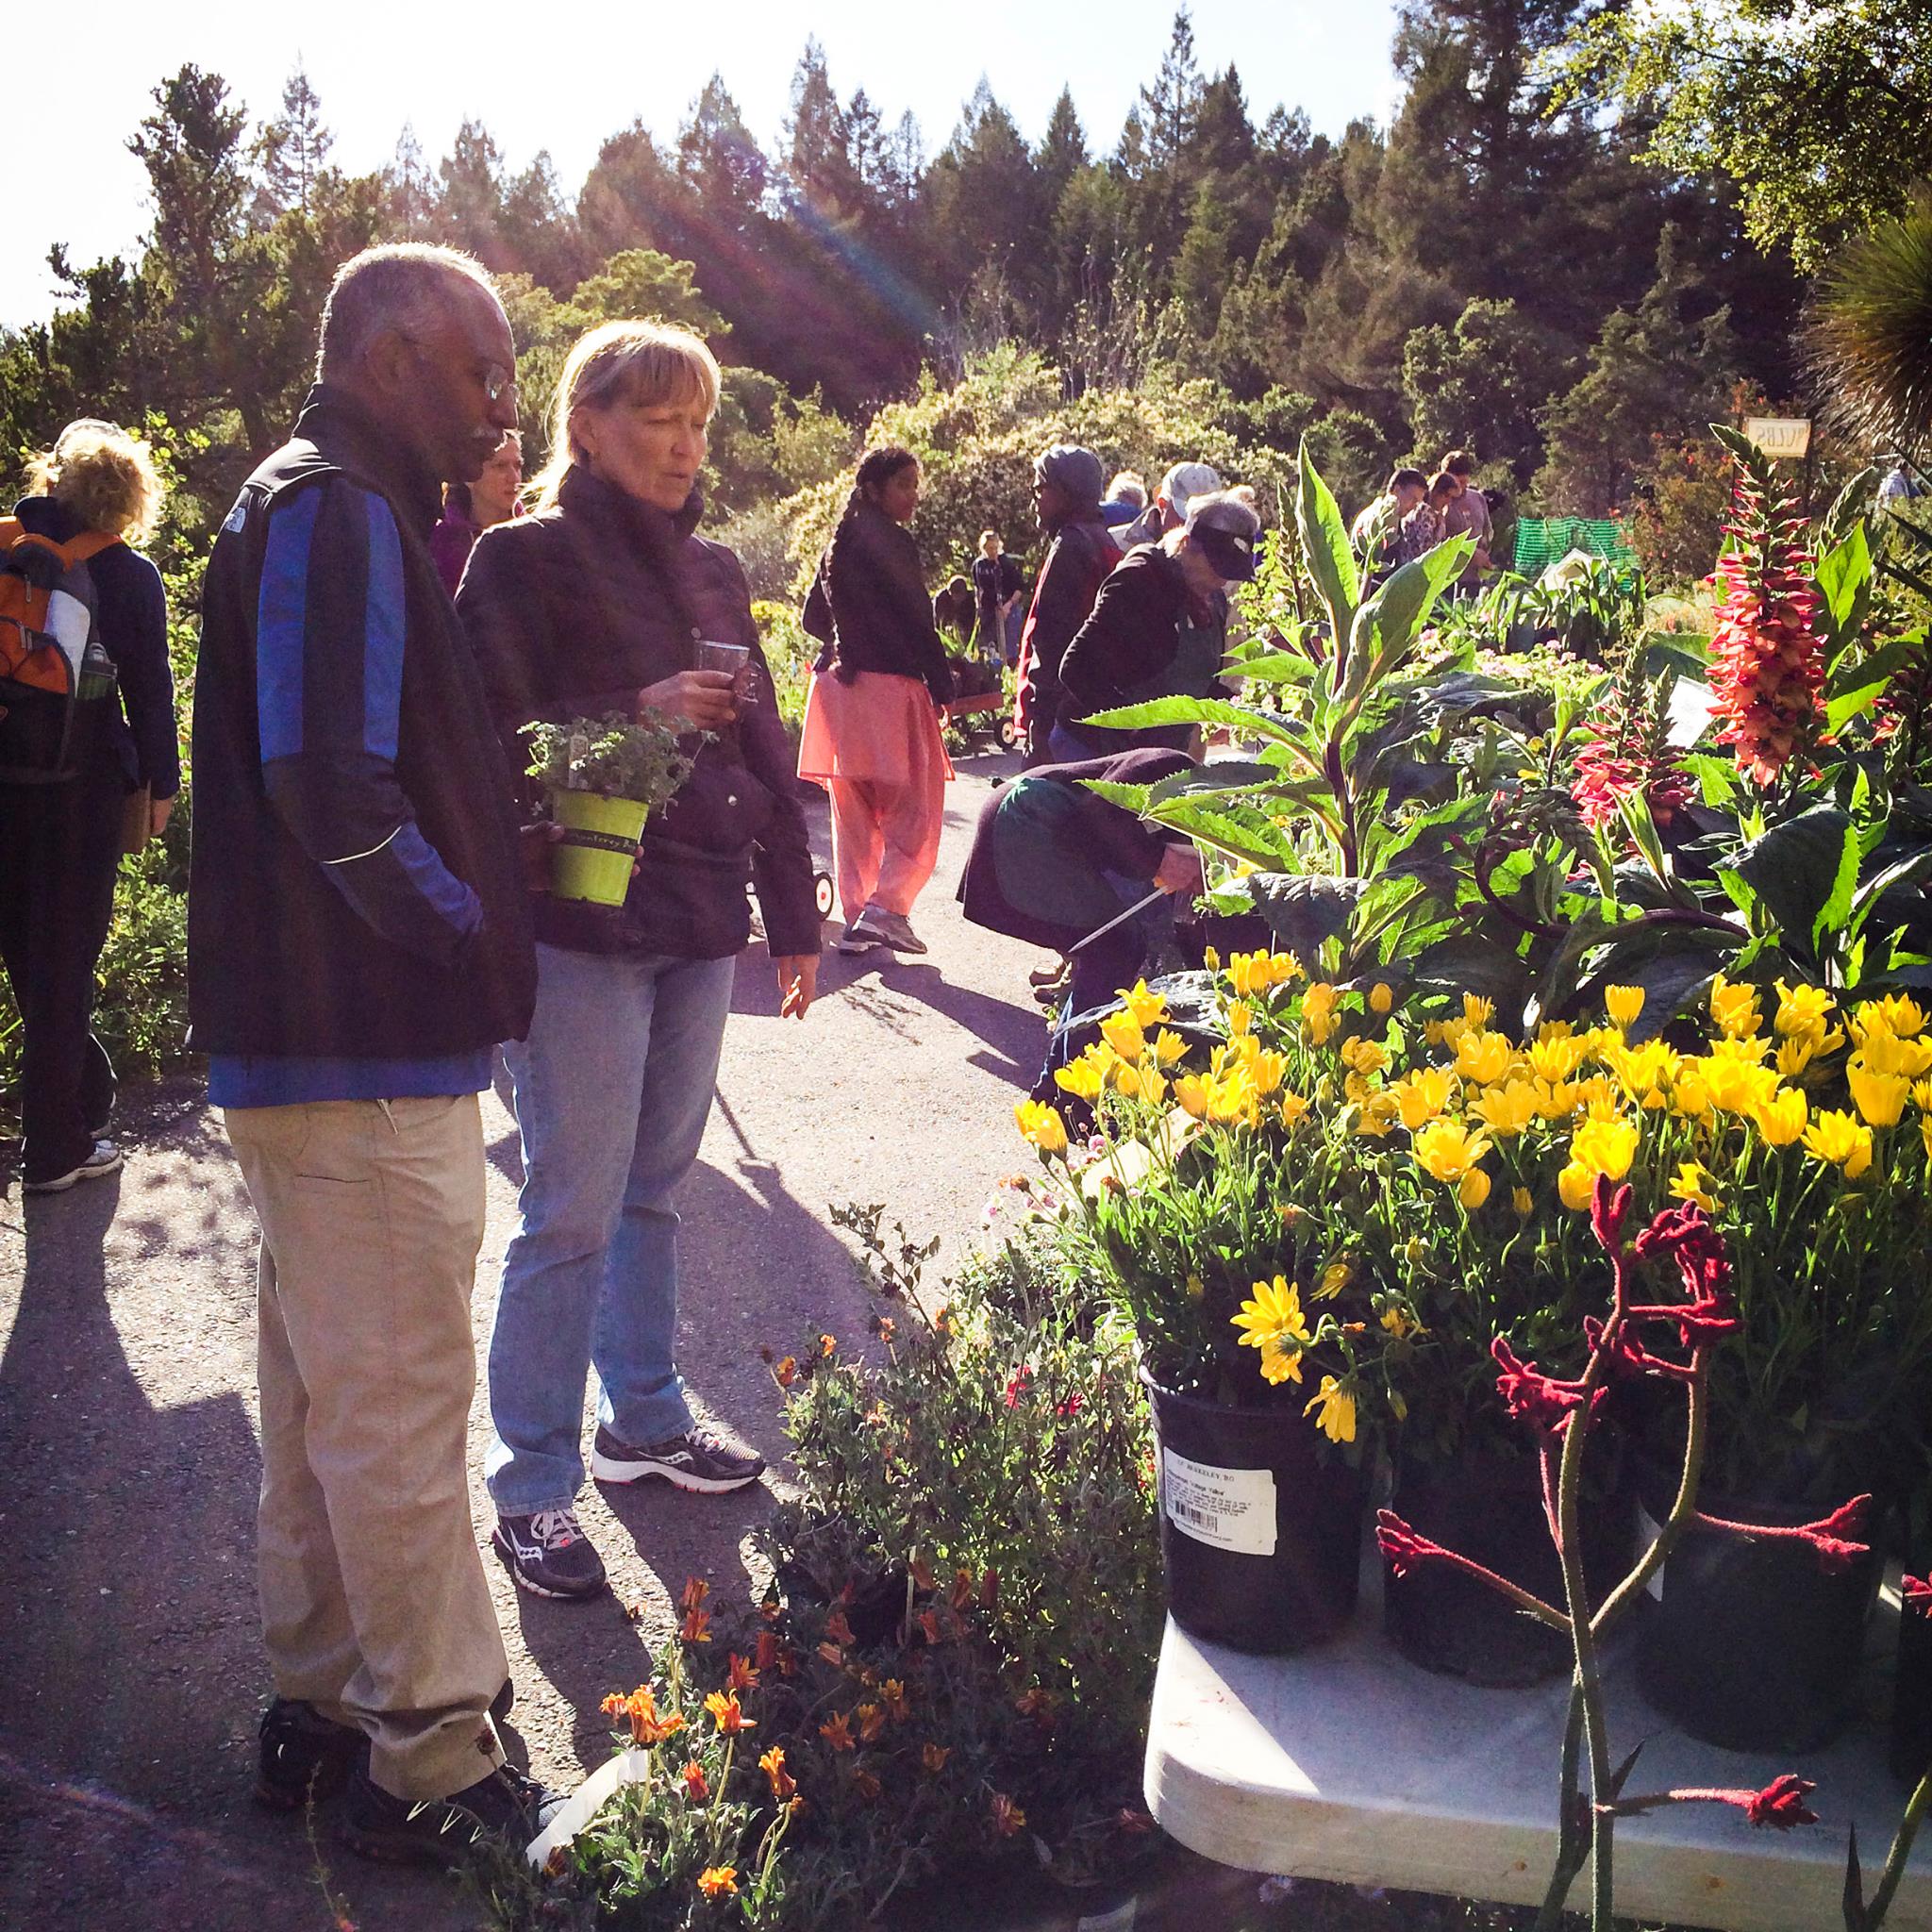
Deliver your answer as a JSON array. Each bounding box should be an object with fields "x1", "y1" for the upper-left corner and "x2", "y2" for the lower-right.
[{"x1": 695, "y1": 640, "x2": 754, "y2": 704}]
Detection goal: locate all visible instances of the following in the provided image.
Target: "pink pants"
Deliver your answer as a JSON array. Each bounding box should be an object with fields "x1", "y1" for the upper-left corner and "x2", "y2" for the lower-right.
[{"x1": 797, "y1": 669, "x2": 952, "y2": 923}]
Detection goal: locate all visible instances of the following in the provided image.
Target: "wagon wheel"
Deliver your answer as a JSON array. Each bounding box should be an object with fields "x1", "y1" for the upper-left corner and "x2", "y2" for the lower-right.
[{"x1": 997, "y1": 718, "x2": 1018, "y2": 750}]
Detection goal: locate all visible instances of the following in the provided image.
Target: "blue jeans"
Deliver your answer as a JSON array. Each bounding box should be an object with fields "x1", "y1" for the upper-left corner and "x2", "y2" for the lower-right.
[{"x1": 486, "y1": 943, "x2": 737, "y2": 1515}]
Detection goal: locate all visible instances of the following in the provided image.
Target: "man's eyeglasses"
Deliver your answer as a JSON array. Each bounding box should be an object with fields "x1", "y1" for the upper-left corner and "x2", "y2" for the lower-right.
[{"x1": 399, "y1": 335, "x2": 517, "y2": 404}]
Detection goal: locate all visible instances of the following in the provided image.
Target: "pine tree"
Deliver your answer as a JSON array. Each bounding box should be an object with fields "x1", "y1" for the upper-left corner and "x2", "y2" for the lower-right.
[
  {"x1": 384, "y1": 124, "x2": 436, "y2": 238},
  {"x1": 254, "y1": 61, "x2": 333, "y2": 221},
  {"x1": 1140, "y1": 8, "x2": 1204, "y2": 172}
]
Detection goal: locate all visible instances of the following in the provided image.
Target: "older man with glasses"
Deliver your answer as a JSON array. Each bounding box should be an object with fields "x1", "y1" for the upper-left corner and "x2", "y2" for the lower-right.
[{"x1": 190, "y1": 243, "x2": 558, "y2": 1866}]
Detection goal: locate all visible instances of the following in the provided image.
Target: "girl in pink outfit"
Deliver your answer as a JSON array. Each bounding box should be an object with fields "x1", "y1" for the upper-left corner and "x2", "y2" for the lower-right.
[{"x1": 797, "y1": 447, "x2": 955, "y2": 957}]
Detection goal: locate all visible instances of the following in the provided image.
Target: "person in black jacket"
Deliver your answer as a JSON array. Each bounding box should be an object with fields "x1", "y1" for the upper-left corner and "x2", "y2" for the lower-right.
[
  {"x1": 1012, "y1": 444, "x2": 1123, "y2": 763},
  {"x1": 458, "y1": 318, "x2": 821, "y2": 1602},
  {"x1": 958, "y1": 747, "x2": 1203, "y2": 1093},
  {"x1": 2, "y1": 420, "x2": 178, "y2": 1192},
  {"x1": 190, "y1": 242, "x2": 558, "y2": 1863},
  {"x1": 797, "y1": 446, "x2": 954, "y2": 957},
  {"x1": 1055, "y1": 490, "x2": 1262, "y2": 760}
]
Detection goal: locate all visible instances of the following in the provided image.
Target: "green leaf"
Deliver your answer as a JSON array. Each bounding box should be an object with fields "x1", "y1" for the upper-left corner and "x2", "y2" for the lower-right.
[
  {"x1": 1848, "y1": 847, "x2": 1932, "y2": 941},
  {"x1": 1731, "y1": 806, "x2": 1858, "y2": 958},
  {"x1": 1343, "y1": 539, "x2": 1473, "y2": 701},
  {"x1": 1247, "y1": 873, "x2": 1366, "y2": 963},
  {"x1": 1295, "y1": 436, "x2": 1357, "y2": 640},
  {"x1": 1076, "y1": 697, "x2": 1321, "y2": 778},
  {"x1": 1220, "y1": 650, "x2": 1320, "y2": 687},
  {"x1": 1076, "y1": 780, "x2": 1154, "y2": 814},
  {"x1": 1410, "y1": 935, "x2": 1532, "y2": 1026},
  {"x1": 1578, "y1": 933, "x2": 1732, "y2": 1036},
  {"x1": 1813, "y1": 523, "x2": 1873, "y2": 658},
  {"x1": 1146, "y1": 760, "x2": 1281, "y2": 804},
  {"x1": 1825, "y1": 638, "x2": 1919, "y2": 735}
]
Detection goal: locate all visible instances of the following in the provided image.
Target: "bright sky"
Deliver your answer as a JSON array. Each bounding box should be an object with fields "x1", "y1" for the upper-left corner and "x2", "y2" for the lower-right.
[{"x1": 4, "y1": 0, "x2": 1402, "y2": 329}]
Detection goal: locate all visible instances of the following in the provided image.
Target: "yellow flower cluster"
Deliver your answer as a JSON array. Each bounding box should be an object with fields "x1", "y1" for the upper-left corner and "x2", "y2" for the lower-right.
[
  {"x1": 1230, "y1": 1274, "x2": 1313, "y2": 1384},
  {"x1": 1052, "y1": 982, "x2": 1189, "y2": 1106},
  {"x1": 1225, "y1": 948, "x2": 1305, "y2": 997}
]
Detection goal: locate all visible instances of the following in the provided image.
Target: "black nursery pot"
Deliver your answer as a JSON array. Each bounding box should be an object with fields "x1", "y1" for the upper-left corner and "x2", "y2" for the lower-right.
[
  {"x1": 1385, "y1": 1448, "x2": 1633, "y2": 1688},
  {"x1": 1142, "y1": 1371, "x2": 1366, "y2": 1656},
  {"x1": 1636, "y1": 1471, "x2": 1883, "y2": 1755}
]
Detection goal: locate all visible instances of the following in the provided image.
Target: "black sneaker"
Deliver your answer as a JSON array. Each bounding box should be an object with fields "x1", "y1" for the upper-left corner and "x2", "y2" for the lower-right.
[
  {"x1": 24, "y1": 1140, "x2": 124, "y2": 1193},
  {"x1": 491, "y1": 1507, "x2": 608, "y2": 1600},
  {"x1": 341, "y1": 1761, "x2": 564, "y2": 1868},
  {"x1": 254, "y1": 1697, "x2": 367, "y2": 1811},
  {"x1": 591, "y1": 1423, "x2": 765, "y2": 1494}
]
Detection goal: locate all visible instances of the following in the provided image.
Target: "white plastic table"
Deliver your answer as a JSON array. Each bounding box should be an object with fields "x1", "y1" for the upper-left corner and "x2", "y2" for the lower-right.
[{"x1": 1144, "y1": 1580, "x2": 1932, "y2": 1932}]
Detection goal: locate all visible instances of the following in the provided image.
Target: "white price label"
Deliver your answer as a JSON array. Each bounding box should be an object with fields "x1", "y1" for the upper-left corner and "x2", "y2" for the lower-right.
[
  {"x1": 1161, "y1": 1449, "x2": 1276, "y2": 1556},
  {"x1": 1636, "y1": 1503, "x2": 1665, "y2": 1600}
]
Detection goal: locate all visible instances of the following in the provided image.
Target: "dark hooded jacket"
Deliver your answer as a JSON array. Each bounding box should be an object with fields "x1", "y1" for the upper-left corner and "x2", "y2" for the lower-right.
[
  {"x1": 803, "y1": 496, "x2": 952, "y2": 706},
  {"x1": 459, "y1": 464, "x2": 820, "y2": 961}
]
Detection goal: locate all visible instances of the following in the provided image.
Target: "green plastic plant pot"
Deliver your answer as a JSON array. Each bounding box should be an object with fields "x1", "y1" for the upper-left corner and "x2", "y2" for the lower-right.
[{"x1": 549, "y1": 789, "x2": 649, "y2": 906}]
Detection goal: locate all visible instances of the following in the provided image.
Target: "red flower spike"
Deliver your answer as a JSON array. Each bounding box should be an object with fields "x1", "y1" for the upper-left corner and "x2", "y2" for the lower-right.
[
  {"x1": 1375, "y1": 1509, "x2": 1447, "y2": 1578},
  {"x1": 1589, "y1": 1175, "x2": 1632, "y2": 1255},
  {"x1": 1905, "y1": 1574, "x2": 1932, "y2": 1614},
  {"x1": 1692, "y1": 1494, "x2": 1873, "y2": 1575},
  {"x1": 1491, "y1": 1335, "x2": 1604, "y2": 1437},
  {"x1": 1746, "y1": 1775, "x2": 1820, "y2": 1829}
]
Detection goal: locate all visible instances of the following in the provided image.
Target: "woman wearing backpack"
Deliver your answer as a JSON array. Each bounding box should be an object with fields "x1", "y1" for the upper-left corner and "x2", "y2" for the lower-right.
[{"x1": 0, "y1": 420, "x2": 178, "y2": 1191}]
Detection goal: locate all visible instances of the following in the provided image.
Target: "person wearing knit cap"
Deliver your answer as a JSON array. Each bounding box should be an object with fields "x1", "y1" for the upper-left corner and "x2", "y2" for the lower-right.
[
  {"x1": 1055, "y1": 488, "x2": 1261, "y2": 760},
  {"x1": 1012, "y1": 444, "x2": 1123, "y2": 763}
]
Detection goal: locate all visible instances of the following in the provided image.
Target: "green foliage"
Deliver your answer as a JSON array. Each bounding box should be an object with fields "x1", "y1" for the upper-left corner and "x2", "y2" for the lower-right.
[
  {"x1": 1809, "y1": 190, "x2": 1932, "y2": 461},
  {"x1": 523, "y1": 711, "x2": 696, "y2": 805}
]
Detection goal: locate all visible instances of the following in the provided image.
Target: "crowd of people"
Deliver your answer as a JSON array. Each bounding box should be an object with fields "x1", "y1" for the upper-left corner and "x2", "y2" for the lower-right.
[{"x1": 0, "y1": 233, "x2": 1511, "y2": 1876}]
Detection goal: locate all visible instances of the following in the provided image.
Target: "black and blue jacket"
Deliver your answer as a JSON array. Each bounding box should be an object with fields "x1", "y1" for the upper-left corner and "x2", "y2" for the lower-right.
[{"x1": 188, "y1": 387, "x2": 536, "y2": 1074}]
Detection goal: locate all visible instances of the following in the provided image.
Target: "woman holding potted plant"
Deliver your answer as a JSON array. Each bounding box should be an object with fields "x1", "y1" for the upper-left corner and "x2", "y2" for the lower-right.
[{"x1": 458, "y1": 319, "x2": 823, "y2": 1601}]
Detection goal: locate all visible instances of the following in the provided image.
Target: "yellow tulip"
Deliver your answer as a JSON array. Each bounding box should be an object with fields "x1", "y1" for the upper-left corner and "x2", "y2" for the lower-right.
[
  {"x1": 1099, "y1": 1010, "x2": 1145, "y2": 1062},
  {"x1": 1468, "y1": 1080, "x2": 1539, "y2": 1138},
  {"x1": 1248, "y1": 1050, "x2": 1289, "y2": 1096},
  {"x1": 1604, "y1": 984, "x2": 1646, "y2": 1031},
  {"x1": 1669, "y1": 1160, "x2": 1719, "y2": 1212},
  {"x1": 1174, "y1": 1074, "x2": 1210, "y2": 1120},
  {"x1": 1392, "y1": 1066, "x2": 1458, "y2": 1130},
  {"x1": 1014, "y1": 1101, "x2": 1069, "y2": 1156},
  {"x1": 1227, "y1": 1001, "x2": 1253, "y2": 1037},
  {"x1": 1458, "y1": 1167, "x2": 1492, "y2": 1209},
  {"x1": 1305, "y1": 1375, "x2": 1357, "y2": 1444},
  {"x1": 1455, "y1": 1029, "x2": 1518, "y2": 1088},
  {"x1": 1526, "y1": 1033, "x2": 1591, "y2": 1083},
  {"x1": 1848, "y1": 1063, "x2": 1909, "y2": 1128},
  {"x1": 1559, "y1": 1115, "x2": 1640, "y2": 1209},
  {"x1": 1697, "y1": 1054, "x2": 1778, "y2": 1117},
  {"x1": 1607, "y1": 1040, "x2": 1680, "y2": 1107},
  {"x1": 1774, "y1": 980, "x2": 1835, "y2": 1038},
  {"x1": 1803, "y1": 1108, "x2": 1874, "y2": 1180},
  {"x1": 1855, "y1": 1027, "x2": 1932, "y2": 1080},
  {"x1": 1862, "y1": 993, "x2": 1928, "y2": 1039},
  {"x1": 1557, "y1": 1162, "x2": 1595, "y2": 1210},
  {"x1": 1055, "y1": 1058, "x2": 1106, "y2": 1102},
  {"x1": 1709, "y1": 972, "x2": 1763, "y2": 1040},
  {"x1": 1751, "y1": 1087, "x2": 1808, "y2": 1147},
  {"x1": 1413, "y1": 1117, "x2": 1494, "y2": 1184}
]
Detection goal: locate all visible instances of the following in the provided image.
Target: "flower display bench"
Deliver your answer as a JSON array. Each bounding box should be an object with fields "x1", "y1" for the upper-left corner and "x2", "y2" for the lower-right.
[{"x1": 1144, "y1": 1584, "x2": 1932, "y2": 1932}]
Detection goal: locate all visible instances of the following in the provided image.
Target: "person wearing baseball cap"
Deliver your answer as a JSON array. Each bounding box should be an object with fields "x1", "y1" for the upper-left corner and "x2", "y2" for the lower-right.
[
  {"x1": 1054, "y1": 488, "x2": 1261, "y2": 760},
  {"x1": 1012, "y1": 443, "x2": 1124, "y2": 762},
  {"x1": 1115, "y1": 459, "x2": 1224, "y2": 551}
]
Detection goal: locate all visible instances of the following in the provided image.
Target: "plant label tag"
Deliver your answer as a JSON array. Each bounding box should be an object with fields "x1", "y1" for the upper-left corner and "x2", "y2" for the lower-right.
[
  {"x1": 1635, "y1": 1503, "x2": 1665, "y2": 1600},
  {"x1": 1161, "y1": 1450, "x2": 1276, "y2": 1556}
]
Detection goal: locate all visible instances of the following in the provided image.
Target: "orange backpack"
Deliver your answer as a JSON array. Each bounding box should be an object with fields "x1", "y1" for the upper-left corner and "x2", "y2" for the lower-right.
[{"x1": 0, "y1": 517, "x2": 120, "y2": 782}]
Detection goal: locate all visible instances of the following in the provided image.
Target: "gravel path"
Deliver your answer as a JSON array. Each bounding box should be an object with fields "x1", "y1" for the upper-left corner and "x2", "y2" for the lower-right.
[{"x1": 0, "y1": 752, "x2": 1062, "y2": 1931}]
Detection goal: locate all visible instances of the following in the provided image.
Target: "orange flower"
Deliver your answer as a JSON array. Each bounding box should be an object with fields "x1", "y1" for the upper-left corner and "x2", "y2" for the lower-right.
[
  {"x1": 680, "y1": 1760, "x2": 709, "y2": 1803},
  {"x1": 774, "y1": 1356, "x2": 797, "y2": 1388},
  {"x1": 819, "y1": 1710, "x2": 855, "y2": 1752},
  {"x1": 880, "y1": 1678, "x2": 910, "y2": 1722},
  {"x1": 679, "y1": 1577, "x2": 710, "y2": 1615},
  {"x1": 679, "y1": 1606, "x2": 712, "y2": 1645},
  {"x1": 726, "y1": 1652, "x2": 759, "y2": 1693},
  {"x1": 853, "y1": 1769, "x2": 882, "y2": 1801},
  {"x1": 759, "y1": 1745, "x2": 795, "y2": 1800},
  {"x1": 1015, "y1": 1686, "x2": 1058, "y2": 1726},
  {"x1": 991, "y1": 1792, "x2": 1027, "y2": 1837},
  {"x1": 816, "y1": 1641, "x2": 845, "y2": 1669},
  {"x1": 704, "y1": 1690, "x2": 755, "y2": 1735},
  {"x1": 824, "y1": 1608, "x2": 855, "y2": 1647},
  {"x1": 754, "y1": 1630, "x2": 780, "y2": 1673},
  {"x1": 602, "y1": 1687, "x2": 685, "y2": 1747},
  {"x1": 951, "y1": 1568, "x2": 975, "y2": 1612},
  {"x1": 909, "y1": 1555, "x2": 937, "y2": 1591},
  {"x1": 819, "y1": 1333, "x2": 837, "y2": 1357},
  {"x1": 922, "y1": 1741, "x2": 951, "y2": 1774},
  {"x1": 856, "y1": 1702, "x2": 886, "y2": 1742},
  {"x1": 696, "y1": 1867, "x2": 737, "y2": 1900},
  {"x1": 917, "y1": 1608, "x2": 945, "y2": 1645}
]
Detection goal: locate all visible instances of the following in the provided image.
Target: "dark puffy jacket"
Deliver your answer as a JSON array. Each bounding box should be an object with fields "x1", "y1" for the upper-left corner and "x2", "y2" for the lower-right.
[
  {"x1": 1013, "y1": 511, "x2": 1122, "y2": 743},
  {"x1": 1057, "y1": 544, "x2": 1226, "y2": 755},
  {"x1": 459, "y1": 465, "x2": 820, "y2": 960},
  {"x1": 189, "y1": 387, "x2": 536, "y2": 1059},
  {"x1": 804, "y1": 498, "x2": 951, "y2": 706}
]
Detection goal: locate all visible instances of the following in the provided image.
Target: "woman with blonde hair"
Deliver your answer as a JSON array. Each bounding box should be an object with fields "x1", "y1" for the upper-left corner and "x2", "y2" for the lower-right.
[
  {"x1": 458, "y1": 319, "x2": 820, "y2": 1598},
  {"x1": 2, "y1": 419, "x2": 178, "y2": 1191}
]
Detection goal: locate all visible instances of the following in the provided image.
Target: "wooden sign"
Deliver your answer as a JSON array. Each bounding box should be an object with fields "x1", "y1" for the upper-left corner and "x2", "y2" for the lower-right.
[{"x1": 1742, "y1": 416, "x2": 1812, "y2": 459}]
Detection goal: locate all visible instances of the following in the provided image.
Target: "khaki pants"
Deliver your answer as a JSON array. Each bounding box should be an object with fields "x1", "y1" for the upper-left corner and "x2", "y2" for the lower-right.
[{"x1": 225, "y1": 1093, "x2": 508, "y2": 1801}]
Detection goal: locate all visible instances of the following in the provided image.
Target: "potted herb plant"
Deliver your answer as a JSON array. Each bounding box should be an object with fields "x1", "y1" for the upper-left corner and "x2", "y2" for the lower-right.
[
  {"x1": 523, "y1": 708, "x2": 697, "y2": 907},
  {"x1": 1017, "y1": 964, "x2": 1418, "y2": 1656}
]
